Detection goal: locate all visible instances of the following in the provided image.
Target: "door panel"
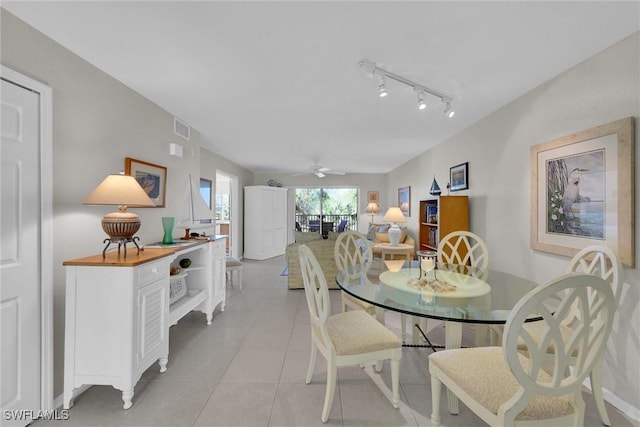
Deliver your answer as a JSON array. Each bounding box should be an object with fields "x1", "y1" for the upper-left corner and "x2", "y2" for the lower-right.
[{"x1": 1, "y1": 79, "x2": 41, "y2": 426}]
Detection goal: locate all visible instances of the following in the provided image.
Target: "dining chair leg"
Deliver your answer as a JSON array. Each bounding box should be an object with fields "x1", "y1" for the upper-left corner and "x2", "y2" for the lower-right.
[
  {"x1": 391, "y1": 355, "x2": 400, "y2": 408},
  {"x1": 305, "y1": 341, "x2": 318, "y2": 384},
  {"x1": 444, "y1": 321, "x2": 462, "y2": 415},
  {"x1": 322, "y1": 362, "x2": 338, "y2": 423},
  {"x1": 430, "y1": 374, "x2": 443, "y2": 426},
  {"x1": 400, "y1": 314, "x2": 407, "y2": 343},
  {"x1": 591, "y1": 359, "x2": 611, "y2": 426}
]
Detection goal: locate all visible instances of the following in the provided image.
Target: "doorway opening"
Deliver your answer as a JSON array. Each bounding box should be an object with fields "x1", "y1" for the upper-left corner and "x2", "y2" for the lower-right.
[{"x1": 214, "y1": 171, "x2": 239, "y2": 257}]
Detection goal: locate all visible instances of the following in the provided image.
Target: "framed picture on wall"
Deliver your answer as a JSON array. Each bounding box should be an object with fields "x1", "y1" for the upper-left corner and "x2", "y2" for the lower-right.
[
  {"x1": 449, "y1": 162, "x2": 469, "y2": 191},
  {"x1": 530, "y1": 117, "x2": 635, "y2": 267},
  {"x1": 398, "y1": 186, "x2": 411, "y2": 217},
  {"x1": 125, "y1": 157, "x2": 167, "y2": 207}
]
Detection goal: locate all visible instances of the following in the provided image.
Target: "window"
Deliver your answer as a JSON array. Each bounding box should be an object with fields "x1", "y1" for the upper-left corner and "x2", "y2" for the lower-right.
[
  {"x1": 295, "y1": 187, "x2": 358, "y2": 237},
  {"x1": 199, "y1": 178, "x2": 212, "y2": 209}
]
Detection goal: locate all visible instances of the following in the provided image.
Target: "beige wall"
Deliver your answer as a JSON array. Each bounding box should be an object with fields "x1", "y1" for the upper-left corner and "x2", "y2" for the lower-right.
[
  {"x1": 388, "y1": 32, "x2": 640, "y2": 416},
  {"x1": 1, "y1": 10, "x2": 252, "y2": 397}
]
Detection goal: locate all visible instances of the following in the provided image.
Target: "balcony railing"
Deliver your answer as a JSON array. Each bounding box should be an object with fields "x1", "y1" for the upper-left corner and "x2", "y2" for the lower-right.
[{"x1": 295, "y1": 214, "x2": 357, "y2": 238}]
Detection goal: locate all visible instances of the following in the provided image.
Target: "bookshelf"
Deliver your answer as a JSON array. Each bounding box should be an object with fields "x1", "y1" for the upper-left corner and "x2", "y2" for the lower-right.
[{"x1": 419, "y1": 196, "x2": 469, "y2": 251}]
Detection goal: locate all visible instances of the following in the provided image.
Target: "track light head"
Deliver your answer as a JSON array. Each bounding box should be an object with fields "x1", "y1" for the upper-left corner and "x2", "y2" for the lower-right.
[
  {"x1": 378, "y1": 76, "x2": 388, "y2": 98},
  {"x1": 444, "y1": 101, "x2": 455, "y2": 118},
  {"x1": 417, "y1": 92, "x2": 427, "y2": 110}
]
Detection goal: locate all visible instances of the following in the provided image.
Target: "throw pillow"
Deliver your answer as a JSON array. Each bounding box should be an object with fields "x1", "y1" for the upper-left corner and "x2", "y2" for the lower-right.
[
  {"x1": 377, "y1": 224, "x2": 391, "y2": 233},
  {"x1": 366, "y1": 224, "x2": 377, "y2": 240},
  {"x1": 375, "y1": 232, "x2": 390, "y2": 243},
  {"x1": 399, "y1": 227, "x2": 408, "y2": 243}
]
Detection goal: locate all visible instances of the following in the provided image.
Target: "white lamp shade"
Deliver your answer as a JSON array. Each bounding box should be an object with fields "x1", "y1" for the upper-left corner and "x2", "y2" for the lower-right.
[
  {"x1": 383, "y1": 207, "x2": 406, "y2": 224},
  {"x1": 365, "y1": 202, "x2": 380, "y2": 215},
  {"x1": 83, "y1": 174, "x2": 155, "y2": 207}
]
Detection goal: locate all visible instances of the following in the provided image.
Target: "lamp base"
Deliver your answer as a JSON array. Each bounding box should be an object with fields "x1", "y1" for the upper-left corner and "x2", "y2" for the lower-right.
[
  {"x1": 388, "y1": 223, "x2": 401, "y2": 246},
  {"x1": 102, "y1": 236, "x2": 141, "y2": 258},
  {"x1": 101, "y1": 210, "x2": 142, "y2": 258}
]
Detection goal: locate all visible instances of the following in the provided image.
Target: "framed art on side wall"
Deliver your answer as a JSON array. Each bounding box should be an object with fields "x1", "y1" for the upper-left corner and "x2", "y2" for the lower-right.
[
  {"x1": 125, "y1": 157, "x2": 167, "y2": 207},
  {"x1": 398, "y1": 186, "x2": 411, "y2": 217},
  {"x1": 530, "y1": 117, "x2": 635, "y2": 267}
]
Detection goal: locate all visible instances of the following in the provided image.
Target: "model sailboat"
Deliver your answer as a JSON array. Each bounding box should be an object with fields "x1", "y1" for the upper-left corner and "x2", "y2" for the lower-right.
[{"x1": 177, "y1": 174, "x2": 216, "y2": 239}]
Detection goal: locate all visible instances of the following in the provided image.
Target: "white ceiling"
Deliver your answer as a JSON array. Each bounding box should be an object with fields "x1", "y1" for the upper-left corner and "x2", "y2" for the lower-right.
[{"x1": 4, "y1": 1, "x2": 639, "y2": 175}]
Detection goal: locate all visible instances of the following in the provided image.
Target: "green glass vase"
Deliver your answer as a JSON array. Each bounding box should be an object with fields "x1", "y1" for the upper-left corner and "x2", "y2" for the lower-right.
[{"x1": 162, "y1": 217, "x2": 174, "y2": 244}]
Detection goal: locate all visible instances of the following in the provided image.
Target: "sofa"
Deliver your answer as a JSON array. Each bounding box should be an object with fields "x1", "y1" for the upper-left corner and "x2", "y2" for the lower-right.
[{"x1": 286, "y1": 228, "x2": 415, "y2": 290}]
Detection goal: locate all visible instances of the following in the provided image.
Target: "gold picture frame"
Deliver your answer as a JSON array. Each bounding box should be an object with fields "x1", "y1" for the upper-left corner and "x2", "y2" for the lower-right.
[
  {"x1": 125, "y1": 157, "x2": 167, "y2": 208},
  {"x1": 530, "y1": 117, "x2": 634, "y2": 267}
]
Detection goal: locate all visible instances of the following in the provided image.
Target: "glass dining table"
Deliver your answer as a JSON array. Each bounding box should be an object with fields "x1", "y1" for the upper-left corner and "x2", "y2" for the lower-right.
[
  {"x1": 336, "y1": 264, "x2": 540, "y2": 350},
  {"x1": 336, "y1": 263, "x2": 540, "y2": 414}
]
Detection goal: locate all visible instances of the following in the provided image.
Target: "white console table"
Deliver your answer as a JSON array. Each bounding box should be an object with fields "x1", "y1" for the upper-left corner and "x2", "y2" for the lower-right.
[{"x1": 62, "y1": 237, "x2": 226, "y2": 410}]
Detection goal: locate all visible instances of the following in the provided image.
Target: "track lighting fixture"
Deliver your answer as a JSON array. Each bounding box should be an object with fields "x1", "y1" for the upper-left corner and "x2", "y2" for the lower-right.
[
  {"x1": 417, "y1": 91, "x2": 427, "y2": 110},
  {"x1": 377, "y1": 75, "x2": 388, "y2": 98},
  {"x1": 444, "y1": 101, "x2": 455, "y2": 118},
  {"x1": 359, "y1": 59, "x2": 455, "y2": 118}
]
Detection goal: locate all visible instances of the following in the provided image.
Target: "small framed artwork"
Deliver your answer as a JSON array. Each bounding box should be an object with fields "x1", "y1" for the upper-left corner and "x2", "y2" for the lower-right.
[
  {"x1": 530, "y1": 117, "x2": 635, "y2": 267},
  {"x1": 449, "y1": 162, "x2": 469, "y2": 191},
  {"x1": 367, "y1": 191, "x2": 379, "y2": 203},
  {"x1": 398, "y1": 186, "x2": 411, "y2": 217},
  {"x1": 125, "y1": 157, "x2": 167, "y2": 207}
]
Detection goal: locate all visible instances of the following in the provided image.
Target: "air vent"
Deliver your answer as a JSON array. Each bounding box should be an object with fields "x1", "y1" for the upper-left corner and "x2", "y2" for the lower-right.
[{"x1": 173, "y1": 117, "x2": 190, "y2": 141}]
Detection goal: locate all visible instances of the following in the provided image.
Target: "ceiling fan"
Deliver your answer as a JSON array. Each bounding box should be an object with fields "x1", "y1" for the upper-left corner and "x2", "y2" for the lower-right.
[{"x1": 293, "y1": 164, "x2": 346, "y2": 178}]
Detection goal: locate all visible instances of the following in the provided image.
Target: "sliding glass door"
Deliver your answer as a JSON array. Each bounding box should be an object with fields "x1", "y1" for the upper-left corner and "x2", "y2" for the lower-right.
[{"x1": 295, "y1": 187, "x2": 358, "y2": 238}]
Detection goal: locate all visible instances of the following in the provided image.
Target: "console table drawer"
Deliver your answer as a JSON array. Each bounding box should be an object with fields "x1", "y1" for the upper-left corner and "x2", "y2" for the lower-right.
[{"x1": 138, "y1": 261, "x2": 167, "y2": 285}]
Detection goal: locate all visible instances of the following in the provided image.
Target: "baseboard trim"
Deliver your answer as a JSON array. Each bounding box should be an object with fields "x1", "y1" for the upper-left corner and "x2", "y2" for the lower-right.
[
  {"x1": 583, "y1": 378, "x2": 640, "y2": 422},
  {"x1": 53, "y1": 384, "x2": 92, "y2": 409}
]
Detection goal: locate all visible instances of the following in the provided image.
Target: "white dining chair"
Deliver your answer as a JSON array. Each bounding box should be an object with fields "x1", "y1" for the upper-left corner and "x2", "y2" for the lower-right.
[
  {"x1": 523, "y1": 245, "x2": 622, "y2": 426},
  {"x1": 433, "y1": 231, "x2": 490, "y2": 346},
  {"x1": 429, "y1": 273, "x2": 616, "y2": 427},
  {"x1": 334, "y1": 231, "x2": 385, "y2": 324},
  {"x1": 298, "y1": 244, "x2": 402, "y2": 423}
]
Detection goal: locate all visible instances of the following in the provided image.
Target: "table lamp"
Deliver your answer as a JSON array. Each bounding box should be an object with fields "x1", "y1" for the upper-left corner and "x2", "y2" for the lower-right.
[
  {"x1": 383, "y1": 207, "x2": 406, "y2": 246},
  {"x1": 83, "y1": 172, "x2": 155, "y2": 258},
  {"x1": 364, "y1": 202, "x2": 380, "y2": 224}
]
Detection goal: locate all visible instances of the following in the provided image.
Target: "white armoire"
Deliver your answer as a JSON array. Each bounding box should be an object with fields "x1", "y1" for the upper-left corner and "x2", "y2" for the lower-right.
[{"x1": 244, "y1": 185, "x2": 288, "y2": 260}]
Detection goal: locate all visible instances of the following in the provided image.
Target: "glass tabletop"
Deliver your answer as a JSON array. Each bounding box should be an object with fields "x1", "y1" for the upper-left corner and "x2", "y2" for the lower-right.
[{"x1": 335, "y1": 264, "x2": 540, "y2": 325}]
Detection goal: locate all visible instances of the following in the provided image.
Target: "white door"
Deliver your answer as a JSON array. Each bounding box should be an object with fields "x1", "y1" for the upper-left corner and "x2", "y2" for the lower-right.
[{"x1": 1, "y1": 78, "x2": 41, "y2": 426}]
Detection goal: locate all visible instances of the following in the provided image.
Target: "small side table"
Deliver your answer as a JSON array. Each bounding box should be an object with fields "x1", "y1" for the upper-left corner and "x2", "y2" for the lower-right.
[{"x1": 375, "y1": 243, "x2": 413, "y2": 261}]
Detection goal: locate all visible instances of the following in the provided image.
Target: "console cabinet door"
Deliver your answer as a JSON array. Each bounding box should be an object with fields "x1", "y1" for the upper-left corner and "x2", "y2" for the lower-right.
[{"x1": 136, "y1": 278, "x2": 168, "y2": 372}]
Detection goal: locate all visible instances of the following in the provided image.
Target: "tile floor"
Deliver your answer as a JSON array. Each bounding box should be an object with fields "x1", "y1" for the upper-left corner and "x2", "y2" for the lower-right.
[{"x1": 37, "y1": 256, "x2": 637, "y2": 426}]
